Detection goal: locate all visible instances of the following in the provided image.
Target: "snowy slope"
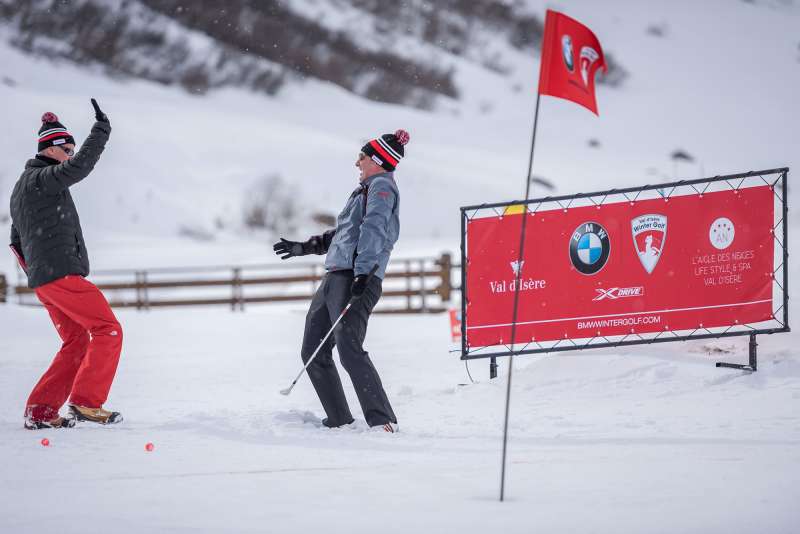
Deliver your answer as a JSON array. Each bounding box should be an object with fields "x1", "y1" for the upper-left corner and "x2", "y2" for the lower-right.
[{"x1": 1, "y1": 0, "x2": 798, "y2": 272}]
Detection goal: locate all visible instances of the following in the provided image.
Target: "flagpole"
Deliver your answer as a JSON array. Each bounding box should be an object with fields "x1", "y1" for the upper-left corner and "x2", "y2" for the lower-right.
[{"x1": 500, "y1": 90, "x2": 542, "y2": 502}]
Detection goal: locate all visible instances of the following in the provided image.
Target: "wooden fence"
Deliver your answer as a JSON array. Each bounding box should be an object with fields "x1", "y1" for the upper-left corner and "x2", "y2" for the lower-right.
[{"x1": 7, "y1": 253, "x2": 456, "y2": 314}]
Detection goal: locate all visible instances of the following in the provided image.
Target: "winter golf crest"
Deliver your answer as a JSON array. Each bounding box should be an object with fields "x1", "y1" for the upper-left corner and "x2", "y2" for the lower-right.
[
  {"x1": 569, "y1": 221, "x2": 610, "y2": 275},
  {"x1": 631, "y1": 214, "x2": 667, "y2": 274}
]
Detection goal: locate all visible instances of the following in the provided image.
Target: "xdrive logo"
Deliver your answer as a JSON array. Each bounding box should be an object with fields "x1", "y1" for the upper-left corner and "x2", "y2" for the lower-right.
[{"x1": 593, "y1": 286, "x2": 644, "y2": 301}]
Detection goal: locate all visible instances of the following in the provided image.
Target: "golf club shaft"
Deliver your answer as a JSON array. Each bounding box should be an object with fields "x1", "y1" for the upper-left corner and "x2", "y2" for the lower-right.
[
  {"x1": 285, "y1": 301, "x2": 352, "y2": 391},
  {"x1": 281, "y1": 264, "x2": 379, "y2": 395}
]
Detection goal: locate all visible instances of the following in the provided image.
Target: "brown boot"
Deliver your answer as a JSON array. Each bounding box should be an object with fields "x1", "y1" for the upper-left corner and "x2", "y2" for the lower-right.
[
  {"x1": 68, "y1": 404, "x2": 123, "y2": 425},
  {"x1": 24, "y1": 415, "x2": 76, "y2": 430}
]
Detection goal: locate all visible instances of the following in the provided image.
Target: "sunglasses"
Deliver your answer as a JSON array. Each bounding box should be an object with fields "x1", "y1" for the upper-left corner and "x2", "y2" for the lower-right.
[{"x1": 58, "y1": 146, "x2": 75, "y2": 156}]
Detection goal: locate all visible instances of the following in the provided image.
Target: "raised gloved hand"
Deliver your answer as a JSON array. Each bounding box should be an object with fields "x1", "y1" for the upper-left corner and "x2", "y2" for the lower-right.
[
  {"x1": 91, "y1": 98, "x2": 109, "y2": 123},
  {"x1": 351, "y1": 274, "x2": 369, "y2": 297},
  {"x1": 273, "y1": 238, "x2": 305, "y2": 260}
]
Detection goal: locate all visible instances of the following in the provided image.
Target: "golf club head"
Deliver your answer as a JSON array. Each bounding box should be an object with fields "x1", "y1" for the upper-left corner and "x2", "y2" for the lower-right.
[{"x1": 279, "y1": 387, "x2": 292, "y2": 396}]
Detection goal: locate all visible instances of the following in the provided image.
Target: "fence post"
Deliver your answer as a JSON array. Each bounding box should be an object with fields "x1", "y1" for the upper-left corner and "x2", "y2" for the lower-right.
[
  {"x1": 419, "y1": 259, "x2": 427, "y2": 312},
  {"x1": 437, "y1": 253, "x2": 452, "y2": 302},
  {"x1": 135, "y1": 271, "x2": 143, "y2": 310},
  {"x1": 0, "y1": 274, "x2": 6, "y2": 303},
  {"x1": 232, "y1": 267, "x2": 243, "y2": 312},
  {"x1": 405, "y1": 259, "x2": 412, "y2": 312},
  {"x1": 141, "y1": 271, "x2": 150, "y2": 311}
]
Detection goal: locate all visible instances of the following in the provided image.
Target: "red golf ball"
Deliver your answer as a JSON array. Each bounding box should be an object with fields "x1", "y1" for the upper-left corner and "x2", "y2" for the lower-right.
[
  {"x1": 40, "y1": 438, "x2": 50, "y2": 447},
  {"x1": 145, "y1": 442, "x2": 154, "y2": 452}
]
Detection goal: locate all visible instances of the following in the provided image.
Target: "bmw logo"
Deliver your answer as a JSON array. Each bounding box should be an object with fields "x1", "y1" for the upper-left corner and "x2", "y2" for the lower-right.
[
  {"x1": 569, "y1": 221, "x2": 610, "y2": 275},
  {"x1": 561, "y1": 34, "x2": 574, "y2": 72}
]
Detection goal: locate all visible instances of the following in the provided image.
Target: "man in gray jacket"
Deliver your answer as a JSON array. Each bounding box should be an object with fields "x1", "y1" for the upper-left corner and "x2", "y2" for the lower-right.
[
  {"x1": 10, "y1": 100, "x2": 123, "y2": 429},
  {"x1": 274, "y1": 129, "x2": 410, "y2": 432}
]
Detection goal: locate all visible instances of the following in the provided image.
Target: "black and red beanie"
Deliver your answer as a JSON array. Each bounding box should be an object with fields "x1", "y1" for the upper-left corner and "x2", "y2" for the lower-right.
[
  {"x1": 38, "y1": 112, "x2": 75, "y2": 152},
  {"x1": 361, "y1": 129, "x2": 410, "y2": 172}
]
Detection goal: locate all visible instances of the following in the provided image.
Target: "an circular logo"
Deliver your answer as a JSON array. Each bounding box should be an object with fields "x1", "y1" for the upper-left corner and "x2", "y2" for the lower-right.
[
  {"x1": 561, "y1": 34, "x2": 574, "y2": 72},
  {"x1": 709, "y1": 217, "x2": 735, "y2": 250},
  {"x1": 569, "y1": 221, "x2": 611, "y2": 275}
]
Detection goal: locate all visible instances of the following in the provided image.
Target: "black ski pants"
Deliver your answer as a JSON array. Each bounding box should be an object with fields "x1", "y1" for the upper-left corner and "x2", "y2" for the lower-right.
[{"x1": 301, "y1": 270, "x2": 396, "y2": 427}]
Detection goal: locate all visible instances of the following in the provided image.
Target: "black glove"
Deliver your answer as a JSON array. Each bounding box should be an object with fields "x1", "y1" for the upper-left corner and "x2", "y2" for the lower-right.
[
  {"x1": 351, "y1": 274, "x2": 369, "y2": 297},
  {"x1": 273, "y1": 238, "x2": 305, "y2": 260},
  {"x1": 91, "y1": 98, "x2": 109, "y2": 123}
]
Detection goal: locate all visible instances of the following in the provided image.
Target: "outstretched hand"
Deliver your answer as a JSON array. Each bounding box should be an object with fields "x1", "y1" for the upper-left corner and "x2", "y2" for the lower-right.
[
  {"x1": 91, "y1": 98, "x2": 109, "y2": 123},
  {"x1": 273, "y1": 238, "x2": 305, "y2": 260}
]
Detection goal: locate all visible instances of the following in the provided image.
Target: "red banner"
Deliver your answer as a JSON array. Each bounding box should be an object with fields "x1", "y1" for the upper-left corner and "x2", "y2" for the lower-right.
[
  {"x1": 538, "y1": 10, "x2": 607, "y2": 115},
  {"x1": 465, "y1": 186, "x2": 775, "y2": 348}
]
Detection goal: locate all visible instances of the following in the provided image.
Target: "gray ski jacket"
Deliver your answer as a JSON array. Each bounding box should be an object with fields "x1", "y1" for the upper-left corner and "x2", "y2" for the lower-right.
[{"x1": 320, "y1": 172, "x2": 400, "y2": 279}]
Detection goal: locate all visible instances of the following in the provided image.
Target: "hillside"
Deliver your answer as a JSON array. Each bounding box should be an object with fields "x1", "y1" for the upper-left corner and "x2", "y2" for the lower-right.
[
  {"x1": 1, "y1": 0, "x2": 577, "y2": 109},
  {"x1": 0, "y1": 1, "x2": 796, "y2": 271}
]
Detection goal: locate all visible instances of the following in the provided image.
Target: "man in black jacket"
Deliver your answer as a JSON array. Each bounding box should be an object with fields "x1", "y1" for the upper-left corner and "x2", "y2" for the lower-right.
[{"x1": 9, "y1": 100, "x2": 123, "y2": 429}]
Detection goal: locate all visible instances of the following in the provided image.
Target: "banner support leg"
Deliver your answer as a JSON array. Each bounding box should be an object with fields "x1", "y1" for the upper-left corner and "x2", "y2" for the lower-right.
[
  {"x1": 715, "y1": 333, "x2": 757, "y2": 372},
  {"x1": 749, "y1": 333, "x2": 758, "y2": 371}
]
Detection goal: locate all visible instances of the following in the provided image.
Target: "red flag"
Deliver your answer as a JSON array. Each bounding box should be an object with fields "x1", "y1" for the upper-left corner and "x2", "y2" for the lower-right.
[{"x1": 538, "y1": 10, "x2": 607, "y2": 115}]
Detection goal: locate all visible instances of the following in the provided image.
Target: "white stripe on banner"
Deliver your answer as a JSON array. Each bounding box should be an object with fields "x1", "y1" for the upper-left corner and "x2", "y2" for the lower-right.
[
  {"x1": 466, "y1": 298, "x2": 773, "y2": 330},
  {"x1": 377, "y1": 137, "x2": 402, "y2": 161}
]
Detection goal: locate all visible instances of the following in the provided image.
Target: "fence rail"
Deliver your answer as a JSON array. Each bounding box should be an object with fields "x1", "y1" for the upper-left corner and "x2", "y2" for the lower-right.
[{"x1": 7, "y1": 253, "x2": 457, "y2": 314}]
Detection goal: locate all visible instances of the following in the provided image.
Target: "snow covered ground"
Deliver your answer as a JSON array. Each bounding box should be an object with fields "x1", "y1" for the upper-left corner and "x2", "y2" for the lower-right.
[
  {"x1": 1, "y1": 0, "x2": 799, "y2": 532},
  {"x1": 0, "y1": 303, "x2": 798, "y2": 533}
]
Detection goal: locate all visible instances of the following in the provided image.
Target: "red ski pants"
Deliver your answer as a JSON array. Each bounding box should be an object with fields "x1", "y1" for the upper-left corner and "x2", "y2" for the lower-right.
[{"x1": 25, "y1": 275, "x2": 123, "y2": 421}]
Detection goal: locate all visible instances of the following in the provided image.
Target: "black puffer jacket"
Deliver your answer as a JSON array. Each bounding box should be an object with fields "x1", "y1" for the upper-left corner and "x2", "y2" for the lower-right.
[{"x1": 9, "y1": 120, "x2": 111, "y2": 288}]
